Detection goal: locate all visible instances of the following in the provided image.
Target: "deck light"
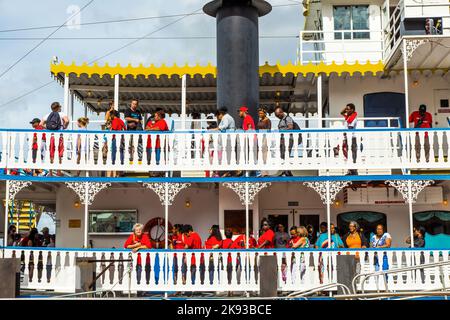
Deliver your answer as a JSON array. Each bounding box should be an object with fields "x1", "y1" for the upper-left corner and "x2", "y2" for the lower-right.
[
  {"x1": 74, "y1": 201, "x2": 81, "y2": 208},
  {"x1": 443, "y1": 199, "x2": 448, "y2": 206},
  {"x1": 185, "y1": 199, "x2": 191, "y2": 208},
  {"x1": 335, "y1": 200, "x2": 340, "y2": 206}
]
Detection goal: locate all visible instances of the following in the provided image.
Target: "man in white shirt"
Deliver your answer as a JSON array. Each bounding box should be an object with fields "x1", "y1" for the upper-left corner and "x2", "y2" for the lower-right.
[
  {"x1": 40, "y1": 102, "x2": 70, "y2": 130},
  {"x1": 214, "y1": 107, "x2": 236, "y2": 131}
]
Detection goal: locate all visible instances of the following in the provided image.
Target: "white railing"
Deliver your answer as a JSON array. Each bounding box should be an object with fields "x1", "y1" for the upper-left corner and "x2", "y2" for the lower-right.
[
  {"x1": 2, "y1": 248, "x2": 448, "y2": 294},
  {"x1": 2, "y1": 128, "x2": 450, "y2": 173},
  {"x1": 384, "y1": 0, "x2": 450, "y2": 60},
  {"x1": 298, "y1": 30, "x2": 383, "y2": 65}
]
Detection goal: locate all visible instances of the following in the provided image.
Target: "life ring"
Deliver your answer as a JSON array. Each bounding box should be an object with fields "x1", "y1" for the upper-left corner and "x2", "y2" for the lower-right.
[{"x1": 143, "y1": 217, "x2": 172, "y2": 249}]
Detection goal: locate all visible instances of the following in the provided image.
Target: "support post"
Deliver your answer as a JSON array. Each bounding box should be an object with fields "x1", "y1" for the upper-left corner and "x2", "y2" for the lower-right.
[
  {"x1": 164, "y1": 181, "x2": 169, "y2": 249},
  {"x1": 84, "y1": 181, "x2": 89, "y2": 248},
  {"x1": 70, "y1": 91, "x2": 75, "y2": 130},
  {"x1": 326, "y1": 181, "x2": 331, "y2": 248},
  {"x1": 4, "y1": 179, "x2": 10, "y2": 246},
  {"x1": 63, "y1": 73, "x2": 70, "y2": 114},
  {"x1": 114, "y1": 74, "x2": 119, "y2": 111},
  {"x1": 181, "y1": 74, "x2": 187, "y2": 130},
  {"x1": 317, "y1": 74, "x2": 323, "y2": 128},
  {"x1": 245, "y1": 180, "x2": 249, "y2": 249},
  {"x1": 402, "y1": 40, "x2": 410, "y2": 128},
  {"x1": 407, "y1": 180, "x2": 414, "y2": 248}
]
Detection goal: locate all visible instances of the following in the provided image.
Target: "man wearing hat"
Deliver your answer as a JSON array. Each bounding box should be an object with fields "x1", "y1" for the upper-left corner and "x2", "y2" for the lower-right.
[
  {"x1": 30, "y1": 118, "x2": 44, "y2": 130},
  {"x1": 409, "y1": 104, "x2": 433, "y2": 162},
  {"x1": 238, "y1": 106, "x2": 255, "y2": 131},
  {"x1": 41, "y1": 227, "x2": 51, "y2": 246},
  {"x1": 30, "y1": 118, "x2": 46, "y2": 164}
]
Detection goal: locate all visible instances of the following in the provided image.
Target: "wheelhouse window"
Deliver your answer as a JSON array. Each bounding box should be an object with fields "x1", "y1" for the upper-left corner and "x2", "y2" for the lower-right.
[{"x1": 334, "y1": 5, "x2": 370, "y2": 40}]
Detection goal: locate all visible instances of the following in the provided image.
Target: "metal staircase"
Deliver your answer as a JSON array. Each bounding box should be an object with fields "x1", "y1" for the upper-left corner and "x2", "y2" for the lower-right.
[{"x1": 7, "y1": 200, "x2": 38, "y2": 232}]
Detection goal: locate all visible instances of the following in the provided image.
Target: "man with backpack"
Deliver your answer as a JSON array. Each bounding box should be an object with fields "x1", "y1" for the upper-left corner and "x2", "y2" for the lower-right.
[
  {"x1": 275, "y1": 106, "x2": 302, "y2": 176},
  {"x1": 40, "y1": 102, "x2": 69, "y2": 130},
  {"x1": 40, "y1": 102, "x2": 69, "y2": 166}
]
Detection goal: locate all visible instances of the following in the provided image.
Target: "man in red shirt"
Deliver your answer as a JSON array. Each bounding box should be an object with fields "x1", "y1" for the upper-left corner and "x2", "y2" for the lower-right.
[
  {"x1": 409, "y1": 104, "x2": 433, "y2": 162},
  {"x1": 183, "y1": 224, "x2": 203, "y2": 249},
  {"x1": 110, "y1": 110, "x2": 126, "y2": 131},
  {"x1": 238, "y1": 106, "x2": 255, "y2": 131},
  {"x1": 124, "y1": 223, "x2": 152, "y2": 253},
  {"x1": 30, "y1": 118, "x2": 45, "y2": 164},
  {"x1": 145, "y1": 110, "x2": 169, "y2": 165},
  {"x1": 257, "y1": 219, "x2": 275, "y2": 249}
]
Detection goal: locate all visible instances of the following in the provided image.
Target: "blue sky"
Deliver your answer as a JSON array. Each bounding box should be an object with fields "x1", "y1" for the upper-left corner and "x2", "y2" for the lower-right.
[{"x1": 0, "y1": 0, "x2": 303, "y2": 128}]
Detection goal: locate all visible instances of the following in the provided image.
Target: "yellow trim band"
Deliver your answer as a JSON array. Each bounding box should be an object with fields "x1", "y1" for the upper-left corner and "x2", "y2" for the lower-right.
[{"x1": 50, "y1": 60, "x2": 385, "y2": 78}]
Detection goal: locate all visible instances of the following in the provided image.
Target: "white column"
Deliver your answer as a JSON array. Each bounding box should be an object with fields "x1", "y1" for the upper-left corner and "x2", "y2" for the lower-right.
[
  {"x1": 181, "y1": 74, "x2": 187, "y2": 130},
  {"x1": 70, "y1": 91, "x2": 75, "y2": 130},
  {"x1": 407, "y1": 180, "x2": 414, "y2": 248},
  {"x1": 84, "y1": 180, "x2": 89, "y2": 248},
  {"x1": 403, "y1": 40, "x2": 410, "y2": 128},
  {"x1": 245, "y1": 181, "x2": 249, "y2": 249},
  {"x1": 4, "y1": 179, "x2": 10, "y2": 246},
  {"x1": 63, "y1": 73, "x2": 70, "y2": 114},
  {"x1": 114, "y1": 74, "x2": 120, "y2": 111},
  {"x1": 317, "y1": 74, "x2": 323, "y2": 128},
  {"x1": 326, "y1": 181, "x2": 331, "y2": 248},
  {"x1": 164, "y1": 181, "x2": 169, "y2": 249}
]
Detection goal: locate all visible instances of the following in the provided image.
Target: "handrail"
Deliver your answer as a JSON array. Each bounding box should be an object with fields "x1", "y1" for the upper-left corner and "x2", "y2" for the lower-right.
[
  {"x1": 286, "y1": 282, "x2": 352, "y2": 299},
  {"x1": 352, "y1": 260, "x2": 450, "y2": 294},
  {"x1": 48, "y1": 289, "x2": 117, "y2": 299},
  {"x1": 2, "y1": 246, "x2": 448, "y2": 253},
  {"x1": 334, "y1": 289, "x2": 450, "y2": 300}
]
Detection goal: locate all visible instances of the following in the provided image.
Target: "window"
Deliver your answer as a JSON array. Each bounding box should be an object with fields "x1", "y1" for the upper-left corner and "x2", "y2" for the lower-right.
[
  {"x1": 89, "y1": 210, "x2": 138, "y2": 234},
  {"x1": 334, "y1": 5, "x2": 370, "y2": 40}
]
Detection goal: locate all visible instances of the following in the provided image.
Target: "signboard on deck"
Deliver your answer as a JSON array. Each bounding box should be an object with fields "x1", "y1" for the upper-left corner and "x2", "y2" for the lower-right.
[{"x1": 68, "y1": 219, "x2": 81, "y2": 228}]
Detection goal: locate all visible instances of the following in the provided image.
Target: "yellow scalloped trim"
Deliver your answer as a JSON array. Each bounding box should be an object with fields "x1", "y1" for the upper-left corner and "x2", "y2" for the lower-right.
[{"x1": 50, "y1": 60, "x2": 385, "y2": 78}]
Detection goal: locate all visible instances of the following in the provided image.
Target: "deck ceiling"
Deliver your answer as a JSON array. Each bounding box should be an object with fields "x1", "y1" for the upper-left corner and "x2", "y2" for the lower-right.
[
  {"x1": 51, "y1": 61, "x2": 385, "y2": 114},
  {"x1": 388, "y1": 36, "x2": 450, "y2": 72}
]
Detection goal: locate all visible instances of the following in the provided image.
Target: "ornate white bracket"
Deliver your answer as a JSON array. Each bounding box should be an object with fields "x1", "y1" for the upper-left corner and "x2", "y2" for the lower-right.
[
  {"x1": 143, "y1": 183, "x2": 191, "y2": 206},
  {"x1": 222, "y1": 182, "x2": 271, "y2": 205},
  {"x1": 8, "y1": 180, "x2": 32, "y2": 201},
  {"x1": 385, "y1": 180, "x2": 434, "y2": 204},
  {"x1": 402, "y1": 39, "x2": 430, "y2": 62},
  {"x1": 303, "y1": 181, "x2": 350, "y2": 205},
  {"x1": 65, "y1": 182, "x2": 111, "y2": 205}
]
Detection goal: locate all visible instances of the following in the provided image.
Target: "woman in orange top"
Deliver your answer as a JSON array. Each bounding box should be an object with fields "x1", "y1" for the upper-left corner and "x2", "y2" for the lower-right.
[
  {"x1": 343, "y1": 221, "x2": 368, "y2": 248},
  {"x1": 124, "y1": 223, "x2": 152, "y2": 253}
]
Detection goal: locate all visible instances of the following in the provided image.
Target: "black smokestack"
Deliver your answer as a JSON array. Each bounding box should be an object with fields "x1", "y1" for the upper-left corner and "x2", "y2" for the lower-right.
[{"x1": 203, "y1": 0, "x2": 272, "y2": 126}]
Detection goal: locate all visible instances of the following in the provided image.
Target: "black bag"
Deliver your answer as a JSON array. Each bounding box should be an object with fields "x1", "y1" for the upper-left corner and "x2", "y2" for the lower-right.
[{"x1": 46, "y1": 111, "x2": 62, "y2": 130}]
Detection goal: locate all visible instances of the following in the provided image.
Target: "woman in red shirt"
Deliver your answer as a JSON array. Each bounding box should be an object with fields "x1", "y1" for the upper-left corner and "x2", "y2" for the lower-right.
[
  {"x1": 145, "y1": 110, "x2": 169, "y2": 166},
  {"x1": 257, "y1": 219, "x2": 275, "y2": 249},
  {"x1": 204, "y1": 225, "x2": 222, "y2": 249},
  {"x1": 124, "y1": 223, "x2": 152, "y2": 253}
]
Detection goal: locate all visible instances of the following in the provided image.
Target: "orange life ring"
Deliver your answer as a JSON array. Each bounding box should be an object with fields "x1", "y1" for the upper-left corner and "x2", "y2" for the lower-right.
[{"x1": 143, "y1": 217, "x2": 172, "y2": 249}]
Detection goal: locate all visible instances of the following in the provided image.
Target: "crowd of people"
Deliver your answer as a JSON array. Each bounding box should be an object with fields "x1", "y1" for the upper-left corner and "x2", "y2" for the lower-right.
[
  {"x1": 7, "y1": 225, "x2": 55, "y2": 247},
  {"x1": 123, "y1": 218, "x2": 427, "y2": 252}
]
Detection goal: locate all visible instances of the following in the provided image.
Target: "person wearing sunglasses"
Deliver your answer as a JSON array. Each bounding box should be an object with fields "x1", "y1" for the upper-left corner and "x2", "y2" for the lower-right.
[{"x1": 257, "y1": 218, "x2": 275, "y2": 249}]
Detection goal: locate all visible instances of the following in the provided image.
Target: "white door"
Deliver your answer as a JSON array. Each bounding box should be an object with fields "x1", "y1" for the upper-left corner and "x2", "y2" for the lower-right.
[{"x1": 433, "y1": 89, "x2": 450, "y2": 127}]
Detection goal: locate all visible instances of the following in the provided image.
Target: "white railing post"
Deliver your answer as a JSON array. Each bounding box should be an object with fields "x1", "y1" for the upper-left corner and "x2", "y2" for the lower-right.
[
  {"x1": 181, "y1": 74, "x2": 187, "y2": 131},
  {"x1": 114, "y1": 74, "x2": 119, "y2": 111},
  {"x1": 63, "y1": 74, "x2": 70, "y2": 115},
  {"x1": 84, "y1": 180, "x2": 89, "y2": 248},
  {"x1": 3, "y1": 177, "x2": 10, "y2": 246},
  {"x1": 403, "y1": 40, "x2": 410, "y2": 128}
]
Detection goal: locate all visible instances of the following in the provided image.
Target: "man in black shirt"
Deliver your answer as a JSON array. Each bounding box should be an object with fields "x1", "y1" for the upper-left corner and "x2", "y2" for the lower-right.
[
  {"x1": 124, "y1": 99, "x2": 143, "y2": 163},
  {"x1": 124, "y1": 99, "x2": 143, "y2": 131}
]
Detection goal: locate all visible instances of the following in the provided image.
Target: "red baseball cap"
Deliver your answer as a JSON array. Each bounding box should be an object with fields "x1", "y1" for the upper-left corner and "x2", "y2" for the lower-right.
[{"x1": 239, "y1": 106, "x2": 248, "y2": 112}]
